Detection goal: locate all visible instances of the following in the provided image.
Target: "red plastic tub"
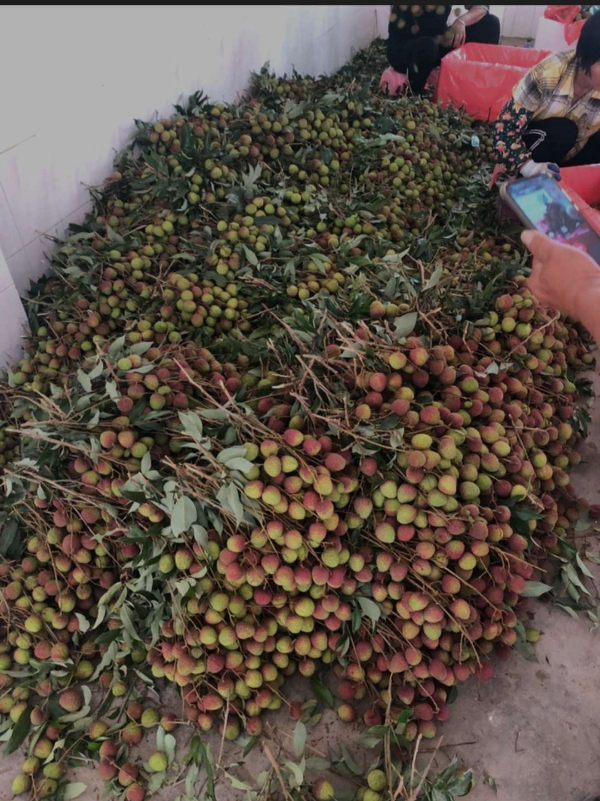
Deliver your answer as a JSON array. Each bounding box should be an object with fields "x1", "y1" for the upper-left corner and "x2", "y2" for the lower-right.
[
  {"x1": 562, "y1": 165, "x2": 600, "y2": 206},
  {"x1": 435, "y1": 43, "x2": 551, "y2": 121},
  {"x1": 562, "y1": 165, "x2": 600, "y2": 232}
]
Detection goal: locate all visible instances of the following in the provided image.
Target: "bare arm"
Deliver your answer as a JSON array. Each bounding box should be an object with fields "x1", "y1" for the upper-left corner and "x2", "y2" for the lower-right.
[
  {"x1": 450, "y1": 5, "x2": 489, "y2": 46},
  {"x1": 458, "y1": 6, "x2": 489, "y2": 26}
]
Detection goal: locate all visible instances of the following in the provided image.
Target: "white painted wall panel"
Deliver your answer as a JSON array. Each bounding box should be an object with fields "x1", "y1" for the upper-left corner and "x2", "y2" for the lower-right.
[{"x1": 502, "y1": 5, "x2": 547, "y2": 39}]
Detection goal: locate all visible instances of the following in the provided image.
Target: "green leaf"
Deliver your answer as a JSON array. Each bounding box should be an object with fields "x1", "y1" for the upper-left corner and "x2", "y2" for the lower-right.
[
  {"x1": 192, "y1": 525, "x2": 208, "y2": 549},
  {"x1": 130, "y1": 341, "x2": 153, "y2": 356},
  {"x1": 224, "y1": 772, "x2": 252, "y2": 791},
  {"x1": 393, "y1": 312, "x2": 417, "y2": 339},
  {"x1": 147, "y1": 772, "x2": 166, "y2": 793},
  {"x1": 362, "y1": 736, "x2": 383, "y2": 749},
  {"x1": 75, "y1": 613, "x2": 90, "y2": 633},
  {"x1": 109, "y1": 336, "x2": 126, "y2": 358},
  {"x1": 358, "y1": 596, "x2": 381, "y2": 627},
  {"x1": 164, "y1": 733, "x2": 177, "y2": 764},
  {"x1": 216, "y1": 482, "x2": 245, "y2": 527},
  {"x1": 5, "y1": 705, "x2": 31, "y2": 754},
  {"x1": 0, "y1": 518, "x2": 20, "y2": 559},
  {"x1": 63, "y1": 783, "x2": 88, "y2": 800},
  {"x1": 365, "y1": 725, "x2": 389, "y2": 738},
  {"x1": 89, "y1": 361, "x2": 104, "y2": 380},
  {"x1": 557, "y1": 603, "x2": 579, "y2": 619},
  {"x1": 310, "y1": 675, "x2": 334, "y2": 709},
  {"x1": 576, "y1": 552, "x2": 595, "y2": 580},
  {"x1": 483, "y1": 772, "x2": 498, "y2": 794},
  {"x1": 585, "y1": 550, "x2": 600, "y2": 565},
  {"x1": 306, "y1": 757, "x2": 331, "y2": 770},
  {"x1": 171, "y1": 496, "x2": 197, "y2": 536},
  {"x1": 284, "y1": 759, "x2": 304, "y2": 788},
  {"x1": 224, "y1": 457, "x2": 253, "y2": 472},
  {"x1": 60, "y1": 704, "x2": 91, "y2": 724},
  {"x1": 105, "y1": 380, "x2": 119, "y2": 400},
  {"x1": 424, "y1": 263, "x2": 443, "y2": 290},
  {"x1": 242, "y1": 245, "x2": 258, "y2": 266},
  {"x1": 514, "y1": 622, "x2": 538, "y2": 662},
  {"x1": 521, "y1": 581, "x2": 553, "y2": 598},
  {"x1": 226, "y1": 483, "x2": 244, "y2": 526},
  {"x1": 340, "y1": 745, "x2": 362, "y2": 775},
  {"x1": 293, "y1": 720, "x2": 306, "y2": 758},
  {"x1": 564, "y1": 562, "x2": 591, "y2": 596},
  {"x1": 174, "y1": 578, "x2": 193, "y2": 597},
  {"x1": 243, "y1": 735, "x2": 260, "y2": 757},
  {"x1": 448, "y1": 769, "x2": 475, "y2": 796},
  {"x1": 140, "y1": 451, "x2": 152, "y2": 475},
  {"x1": 511, "y1": 504, "x2": 544, "y2": 523},
  {"x1": 106, "y1": 226, "x2": 124, "y2": 245},
  {"x1": 217, "y1": 446, "x2": 250, "y2": 465},
  {"x1": 77, "y1": 369, "x2": 92, "y2": 393},
  {"x1": 156, "y1": 725, "x2": 166, "y2": 753},
  {"x1": 121, "y1": 606, "x2": 141, "y2": 642},
  {"x1": 179, "y1": 411, "x2": 205, "y2": 442}
]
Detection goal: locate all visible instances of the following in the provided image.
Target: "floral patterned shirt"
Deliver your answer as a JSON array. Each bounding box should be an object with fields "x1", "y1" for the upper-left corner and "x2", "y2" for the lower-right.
[{"x1": 494, "y1": 50, "x2": 600, "y2": 172}]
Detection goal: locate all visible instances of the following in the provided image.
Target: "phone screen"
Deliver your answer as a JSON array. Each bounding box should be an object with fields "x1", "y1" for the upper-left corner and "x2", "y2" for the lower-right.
[{"x1": 506, "y1": 175, "x2": 600, "y2": 264}]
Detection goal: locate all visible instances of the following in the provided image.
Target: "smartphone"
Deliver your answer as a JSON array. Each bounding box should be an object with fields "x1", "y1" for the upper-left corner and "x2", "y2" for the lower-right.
[{"x1": 501, "y1": 174, "x2": 600, "y2": 264}]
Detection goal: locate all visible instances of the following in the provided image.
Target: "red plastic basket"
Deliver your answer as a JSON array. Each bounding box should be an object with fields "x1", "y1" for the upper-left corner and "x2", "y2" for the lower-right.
[
  {"x1": 435, "y1": 43, "x2": 551, "y2": 121},
  {"x1": 562, "y1": 166, "x2": 600, "y2": 233},
  {"x1": 562, "y1": 165, "x2": 600, "y2": 206}
]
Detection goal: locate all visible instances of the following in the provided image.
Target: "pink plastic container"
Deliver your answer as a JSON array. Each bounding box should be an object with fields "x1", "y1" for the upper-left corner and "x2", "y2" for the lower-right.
[{"x1": 435, "y1": 43, "x2": 551, "y2": 121}]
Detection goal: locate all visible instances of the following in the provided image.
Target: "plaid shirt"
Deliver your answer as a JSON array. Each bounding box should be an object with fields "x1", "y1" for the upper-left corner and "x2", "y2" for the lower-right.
[{"x1": 494, "y1": 50, "x2": 600, "y2": 171}]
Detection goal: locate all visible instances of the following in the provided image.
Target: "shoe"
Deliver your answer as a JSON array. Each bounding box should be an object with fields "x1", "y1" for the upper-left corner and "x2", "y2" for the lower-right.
[{"x1": 380, "y1": 67, "x2": 409, "y2": 97}]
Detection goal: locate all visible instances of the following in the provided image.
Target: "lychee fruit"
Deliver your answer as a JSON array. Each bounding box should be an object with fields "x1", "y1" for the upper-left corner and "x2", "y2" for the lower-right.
[{"x1": 148, "y1": 750, "x2": 168, "y2": 772}]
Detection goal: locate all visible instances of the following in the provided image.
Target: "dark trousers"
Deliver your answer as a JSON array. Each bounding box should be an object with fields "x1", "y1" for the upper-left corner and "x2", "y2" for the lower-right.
[
  {"x1": 387, "y1": 14, "x2": 501, "y2": 93},
  {"x1": 524, "y1": 117, "x2": 600, "y2": 167}
]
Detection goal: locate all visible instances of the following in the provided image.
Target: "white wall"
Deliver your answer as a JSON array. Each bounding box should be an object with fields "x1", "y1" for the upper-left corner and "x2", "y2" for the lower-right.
[
  {"x1": 0, "y1": 249, "x2": 29, "y2": 366},
  {"x1": 0, "y1": 5, "x2": 386, "y2": 313},
  {"x1": 502, "y1": 5, "x2": 547, "y2": 39}
]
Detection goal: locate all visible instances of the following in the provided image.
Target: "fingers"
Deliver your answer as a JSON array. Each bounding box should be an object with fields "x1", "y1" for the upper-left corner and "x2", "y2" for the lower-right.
[
  {"x1": 520, "y1": 230, "x2": 558, "y2": 264},
  {"x1": 525, "y1": 274, "x2": 550, "y2": 305}
]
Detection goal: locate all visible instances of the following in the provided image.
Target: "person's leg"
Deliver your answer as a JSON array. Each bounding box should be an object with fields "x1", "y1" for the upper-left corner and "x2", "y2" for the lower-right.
[
  {"x1": 465, "y1": 13, "x2": 501, "y2": 44},
  {"x1": 387, "y1": 36, "x2": 440, "y2": 94},
  {"x1": 562, "y1": 129, "x2": 600, "y2": 166},
  {"x1": 522, "y1": 118, "x2": 578, "y2": 166}
]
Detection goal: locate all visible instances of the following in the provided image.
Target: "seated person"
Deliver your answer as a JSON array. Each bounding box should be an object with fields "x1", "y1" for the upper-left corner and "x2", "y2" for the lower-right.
[
  {"x1": 493, "y1": 12, "x2": 600, "y2": 180},
  {"x1": 387, "y1": 5, "x2": 501, "y2": 94}
]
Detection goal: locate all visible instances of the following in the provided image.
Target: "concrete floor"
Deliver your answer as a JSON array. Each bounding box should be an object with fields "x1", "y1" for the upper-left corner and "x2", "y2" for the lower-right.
[
  {"x1": 1, "y1": 377, "x2": 599, "y2": 800},
  {"x1": 433, "y1": 368, "x2": 600, "y2": 801},
  {"x1": 499, "y1": 37, "x2": 534, "y2": 48}
]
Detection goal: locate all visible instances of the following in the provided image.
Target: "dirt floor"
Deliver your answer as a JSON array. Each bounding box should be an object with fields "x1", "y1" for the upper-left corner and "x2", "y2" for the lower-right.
[{"x1": 436, "y1": 369, "x2": 600, "y2": 801}]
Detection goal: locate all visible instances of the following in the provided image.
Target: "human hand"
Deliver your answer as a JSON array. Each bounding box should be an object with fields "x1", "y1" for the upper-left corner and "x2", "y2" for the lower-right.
[
  {"x1": 449, "y1": 18, "x2": 466, "y2": 47},
  {"x1": 521, "y1": 230, "x2": 600, "y2": 324},
  {"x1": 520, "y1": 159, "x2": 561, "y2": 181}
]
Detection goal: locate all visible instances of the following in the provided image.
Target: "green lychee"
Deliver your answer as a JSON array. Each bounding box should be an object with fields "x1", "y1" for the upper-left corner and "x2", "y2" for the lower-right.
[
  {"x1": 148, "y1": 750, "x2": 168, "y2": 772},
  {"x1": 367, "y1": 769, "x2": 386, "y2": 791}
]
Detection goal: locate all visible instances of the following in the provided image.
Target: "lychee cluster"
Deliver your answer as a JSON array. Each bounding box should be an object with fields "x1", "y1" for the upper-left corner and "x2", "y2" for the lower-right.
[{"x1": 0, "y1": 37, "x2": 593, "y2": 801}]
